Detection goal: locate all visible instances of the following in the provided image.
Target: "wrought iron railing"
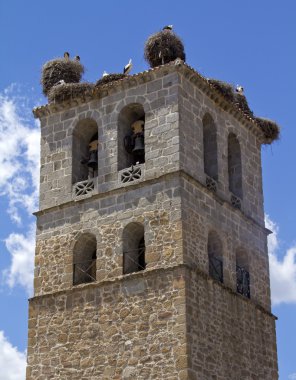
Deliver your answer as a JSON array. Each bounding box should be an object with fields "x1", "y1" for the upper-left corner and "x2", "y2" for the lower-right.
[
  {"x1": 209, "y1": 255, "x2": 223, "y2": 283},
  {"x1": 236, "y1": 265, "x2": 250, "y2": 298},
  {"x1": 123, "y1": 244, "x2": 146, "y2": 274},
  {"x1": 73, "y1": 259, "x2": 96, "y2": 285}
]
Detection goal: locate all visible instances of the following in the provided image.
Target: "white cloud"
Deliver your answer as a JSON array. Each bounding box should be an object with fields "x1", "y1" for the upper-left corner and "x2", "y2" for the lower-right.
[
  {"x1": 0, "y1": 86, "x2": 40, "y2": 224},
  {"x1": 0, "y1": 86, "x2": 39, "y2": 294},
  {"x1": 289, "y1": 374, "x2": 296, "y2": 380},
  {"x1": 266, "y1": 215, "x2": 296, "y2": 305},
  {"x1": 3, "y1": 224, "x2": 35, "y2": 296},
  {"x1": 0, "y1": 331, "x2": 26, "y2": 380}
]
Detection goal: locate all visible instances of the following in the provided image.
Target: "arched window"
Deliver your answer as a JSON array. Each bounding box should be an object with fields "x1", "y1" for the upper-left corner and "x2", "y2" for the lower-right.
[
  {"x1": 208, "y1": 231, "x2": 223, "y2": 283},
  {"x1": 118, "y1": 103, "x2": 145, "y2": 171},
  {"x1": 122, "y1": 222, "x2": 146, "y2": 274},
  {"x1": 73, "y1": 233, "x2": 97, "y2": 285},
  {"x1": 228, "y1": 133, "x2": 243, "y2": 199},
  {"x1": 236, "y1": 248, "x2": 250, "y2": 298},
  {"x1": 203, "y1": 113, "x2": 218, "y2": 181},
  {"x1": 72, "y1": 118, "x2": 99, "y2": 184}
]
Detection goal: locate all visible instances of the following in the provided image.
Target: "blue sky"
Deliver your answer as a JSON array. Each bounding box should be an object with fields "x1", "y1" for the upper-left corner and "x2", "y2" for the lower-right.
[{"x1": 0, "y1": 1, "x2": 295, "y2": 378}]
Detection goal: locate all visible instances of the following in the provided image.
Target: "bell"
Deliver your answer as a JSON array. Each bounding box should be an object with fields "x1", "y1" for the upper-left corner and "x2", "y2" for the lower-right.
[
  {"x1": 132, "y1": 134, "x2": 145, "y2": 155},
  {"x1": 87, "y1": 150, "x2": 98, "y2": 169}
]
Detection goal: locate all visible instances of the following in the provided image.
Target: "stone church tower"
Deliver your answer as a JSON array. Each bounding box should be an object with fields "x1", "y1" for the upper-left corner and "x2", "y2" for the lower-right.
[{"x1": 26, "y1": 56, "x2": 278, "y2": 379}]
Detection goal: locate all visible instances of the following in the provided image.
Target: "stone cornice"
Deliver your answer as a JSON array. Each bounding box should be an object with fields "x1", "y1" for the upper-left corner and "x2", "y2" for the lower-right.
[
  {"x1": 33, "y1": 60, "x2": 266, "y2": 143},
  {"x1": 29, "y1": 262, "x2": 276, "y2": 320},
  {"x1": 34, "y1": 170, "x2": 270, "y2": 237}
]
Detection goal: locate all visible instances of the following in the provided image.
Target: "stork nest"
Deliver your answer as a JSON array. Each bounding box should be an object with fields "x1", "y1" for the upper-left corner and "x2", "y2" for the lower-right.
[
  {"x1": 41, "y1": 58, "x2": 84, "y2": 96},
  {"x1": 48, "y1": 82, "x2": 94, "y2": 103},
  {"x1": 207, "y1": 79, "x2": 234, "y2": 102},
  {"x1": 144, "y1": 29, "x2": 186, "y2": 68},
  {"x1": 207, "y1": 78, "x2": 253, "y2": 117},
  {"x1": 95, "y1": 73, "x2": 126, "y2": 87},
  {"x1": 255, "y1": 117, "x2": 280, "y2": 143},
  {"x1": 233, "y1": 93, "x2": 253, "y2": 118}
]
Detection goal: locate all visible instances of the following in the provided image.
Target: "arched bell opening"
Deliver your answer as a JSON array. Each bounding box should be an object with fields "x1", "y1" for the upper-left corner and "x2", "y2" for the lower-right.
[
  {"x1": 203, "y1": 113, "x2": 218, "y2": 181},
  {"x1": 118, "y1": 103, "x2": 145, "y2": 171},
  {"x1": 122, "y1": 222, "x2": 146, "y2": 275},
  {"x1": 228, "y1": 133, "x2": 243, "y2": 199},
  {"x1": 73, "y1": 233, "x2": 97, "y2": 285},
  {"x1": 208, "y1": 230, "x2": 223, "y2": 283},
  {"x1": 236, "y1": 248, "x2": 250, "y2": 298},
  {"x1": 72, "y1": 118, "x2": 99, "y2": 184}
]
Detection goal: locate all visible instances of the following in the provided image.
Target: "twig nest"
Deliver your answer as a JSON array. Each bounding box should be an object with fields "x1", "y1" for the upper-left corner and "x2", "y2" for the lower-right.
[
  {"x1": 95, "y1": 73, "x2": 126, "y2": 87},
  {"x1": 208, "y1": 78, "x2": 253, "y2": 117},
  {"x1": 144, "y1": 29, "x2": 186, "y2": 68},
  {"x1": 48, "y1": 82, "x2": 94, "y2": 103},
  {"x1": 41, "y1": 58, "x2": 84, "y2": 96},
  {"x1": 208, "y1": 79, "x2": 234, "y2": 102},
  {"x1": 233, "y1": 93, "x2": 254, "y2": 118},
  {"x1": 255, "y1": 117, "x2": 280, "y2": 143}
]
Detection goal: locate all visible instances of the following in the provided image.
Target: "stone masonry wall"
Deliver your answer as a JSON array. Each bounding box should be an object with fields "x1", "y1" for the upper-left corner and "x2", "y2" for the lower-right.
[
  {"x1": 181, "y1": 175, "x2": 271, "y2": 311},
  {"x1": 178, "y1": 75, "x2": 264, "y2": 225},
  {"x1": 30, "y1": 64, "x2": 277, "y2": 379},
  {"x1": 185, "y1": 269, "x2": 278, "y2": 379},
  {"x1": 34, "y1": 175, "x2": 182, "y2": 296},
  {"x1": 27, "y1": 267, "x2": 188, "y2": 380},
  {"x1": 39, "y1": 71, "x2": 180, "y2": 211}
]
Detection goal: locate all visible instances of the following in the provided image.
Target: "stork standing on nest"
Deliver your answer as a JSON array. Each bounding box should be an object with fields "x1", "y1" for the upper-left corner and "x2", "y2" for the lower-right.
[
  {"x1": 64, "y1": 52, "x2": 70, "y2": 60},
  {"x1": 163, "y1": 25, "x2": 173, "y2": 31},
  {"x1": 236, "y1": 85, "x2": 244, "y2": 94},
  {"x1": 102, "y1": 71, "x2": 109, "y2": 77},
  {"x1": 123, "y1": 59, "x2": 132, "y2": 75},
  {"x1": 56, "y1": 79, "x2": 66, "y2": 86}
]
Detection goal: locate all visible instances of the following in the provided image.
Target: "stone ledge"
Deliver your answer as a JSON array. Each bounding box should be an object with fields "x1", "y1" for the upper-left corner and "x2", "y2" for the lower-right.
[
  {"x1": 29, "y1": 262, "x2": 276, "y2": 320},
  {"x1": 34, "y1": 169, "x2": 269, "y2": 237},
  {"x1": 179, "y1": 170, "x2": 269, "y2": 236}
]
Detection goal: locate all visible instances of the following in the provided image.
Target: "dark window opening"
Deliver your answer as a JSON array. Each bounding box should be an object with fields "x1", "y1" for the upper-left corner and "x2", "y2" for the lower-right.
[
  {"x1": 208, "y1": 231, "x2": 223, "y2": 283},
  {"x1": 72, "y1": 119, "x2": 99, "y2": 184},
  {"x1": 209, "y1": 256, "x2": 223, "y2": 283},
  {"x1": 118, "y1": 103, "x2": 145, "y2": 171},
  {"x1": 123, "y1": 223, "x2": 146, "y2": 275},
  {"x1": 236, "y1": 249, "x2": 250, "y2": 298},
  {"x1": 203, "y1": 113, "x2": 218, "y2": 181},
  {"x1": 73, "y1": 233, "x2": 97, "y2": 285},
  {"x1": 236, "y1": 265, "x2": 250, "y2": 298},
  {"x1": 228, "y1": 133, "x2": 243, "y2": 199}
]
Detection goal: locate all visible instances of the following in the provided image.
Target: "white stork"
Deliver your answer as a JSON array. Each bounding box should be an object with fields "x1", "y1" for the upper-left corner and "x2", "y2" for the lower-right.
[
  {"x1": 236, "y1": 85, "x2": 244, "y2": 94},
  {"x1": 163, "y1": 25, "x2": 173, "y2": 31},
  {"x1": 56, "y1": 79, "x2": 66, "y2": 86},
  {"x1": 102, "y1": 71, "x2": 109, "y2": 77},
  {"x1": 64, "y1": 52, "x2": 70, "y2": 60},
  {"x1": 123, "y1": 59, "x2": 132, "y2": 75}
]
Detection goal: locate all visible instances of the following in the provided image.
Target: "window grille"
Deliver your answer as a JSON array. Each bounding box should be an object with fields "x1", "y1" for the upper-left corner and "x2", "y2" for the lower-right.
[
  {"x1": 209, "y1": 255, "x2": 223, "y2": 283},
  {"x1": 123, "y1": 238, "x2": 146, "y2": 274},
  {"x1": 236, "y1": 265, "x2": 250, "y2": 298},
  {"x1": 231, "y1": 193, "x2": 242, "y2": 209},
  {"x1": 206, "y1": 176, "x2": 217, "y2": 193},
  {"x1": 120, "y1": 165, "x2": 142, "y2": 183},
  {"x1": 73, "y1": 258, "x2": 96, "y2": 285},
  {"x1": 73, "y1": 178, "x2": 94, "y2": 198}
]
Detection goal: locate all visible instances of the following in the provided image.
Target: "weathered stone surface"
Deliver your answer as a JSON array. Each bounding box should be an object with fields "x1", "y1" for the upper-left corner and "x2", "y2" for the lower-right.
[{"x1": 27, "y1": 66, "x2": 278, "y2": 379}]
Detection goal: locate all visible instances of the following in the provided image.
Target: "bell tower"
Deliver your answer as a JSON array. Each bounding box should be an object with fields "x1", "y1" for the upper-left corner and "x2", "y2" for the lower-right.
[{"x1": 27, "y1": 38, "x2": 278, "y2": 379}]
